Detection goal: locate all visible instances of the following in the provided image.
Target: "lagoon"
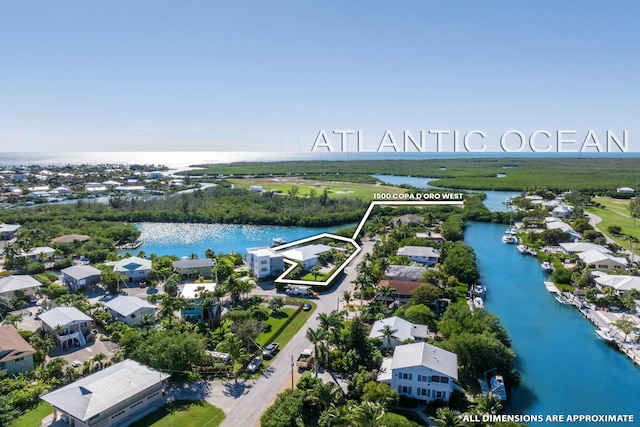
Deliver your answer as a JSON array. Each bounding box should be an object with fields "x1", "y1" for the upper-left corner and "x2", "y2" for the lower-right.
[
  {"x1": 126, "y1": 222, "x2": 356, "y2": 259},
  {"x1": 372, "y1": 174, "x2": 518, "y2": 212}
]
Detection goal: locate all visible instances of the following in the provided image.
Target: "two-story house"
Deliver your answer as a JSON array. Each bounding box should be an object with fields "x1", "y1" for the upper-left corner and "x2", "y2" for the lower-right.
[
  {"x1": 39, "y1": 307, "x2": 93, "y2": 348},
  {"x1": 0, "y1": 325, "x2": 36, "y2": 375},
  {"x1": 378, "y1": 342, "x2": 459, "y2": 403}
]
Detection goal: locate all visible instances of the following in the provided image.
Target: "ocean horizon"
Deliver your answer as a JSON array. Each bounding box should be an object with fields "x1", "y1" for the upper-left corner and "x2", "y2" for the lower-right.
[{"x1": 1, "y1": 151, "x2": 639, "y2": 170}]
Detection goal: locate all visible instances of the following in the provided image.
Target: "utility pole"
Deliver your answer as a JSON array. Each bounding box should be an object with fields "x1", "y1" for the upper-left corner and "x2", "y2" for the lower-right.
[{"x1": 290, "y1": 355, "x2": 294, "y2": 389}]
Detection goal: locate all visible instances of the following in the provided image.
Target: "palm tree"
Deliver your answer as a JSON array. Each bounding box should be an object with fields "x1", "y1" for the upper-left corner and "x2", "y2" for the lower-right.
[
  {"x1": 215, "y1": 332, "x2": 248, "y2": 382},
  {"x1": 306, "y1": 327, "x2": 328, "y2": 376},
  {"x1": 614, "y1": 315, "x2": 635, "y2": 342},
  {"x1": 310, "y1": 381, "x2": 341, "y2": 426},
  {"x1": 92, "y1": 353, "x2": 108, "y2": 370},
  {"x1": 347, "y1": 401, "x2": 386, "y2": 427},
  {"x1": 379, "y1": 324, "x2": 398, "y2": 350},
  {"x1": 138, "y1": 314, "x2": 156, "y2": 335},
  {"x1": 377, "y1": 284, "x2": 396, "y2": 313},
  {"x1": 433, "y1": 407, "x2": 465, "y2": 427},
  {"x1": 158, "y1": 295, "x2": 184, "y2": 324},
  {"x1": 342, "y1": 290, "x2": 351, "y2": 308},
  {"x1": 472, "y1": 392, "x2": 503, "y2": 426}
]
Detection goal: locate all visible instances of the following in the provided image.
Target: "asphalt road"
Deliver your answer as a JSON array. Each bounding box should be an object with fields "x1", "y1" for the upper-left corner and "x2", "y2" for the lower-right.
[{"x1": 209, "y1": 238, "x2": 375, "y2": 427}]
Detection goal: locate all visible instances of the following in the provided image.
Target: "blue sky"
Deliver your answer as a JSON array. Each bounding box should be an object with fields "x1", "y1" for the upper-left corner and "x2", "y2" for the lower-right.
[{"x1": 1, "y1": 1, "x2": 638, "y2": 154}]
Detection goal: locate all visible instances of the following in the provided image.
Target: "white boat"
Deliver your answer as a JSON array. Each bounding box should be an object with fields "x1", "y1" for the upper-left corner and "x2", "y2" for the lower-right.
[
  {"x1": 541, "y1": 261, "x2": 554, "y2": 272},
  {"x1": 517, "y1": 245, "x2": 527, "y2": 254},
  {"x1": 595, "y1": 328, "x2": 616, "y2": 343},
  {"x1": 502, "y1": 234, "x2": 518, "y2": 244},
  {"x1": 473, "y1": 284, "x2": 486, "y2": 298},
  {"x1": 473, "y1": 297, "x2": 484, "y2": 309},
  {"x1": 555, "y1": 293, "x2": 570, "y2": 305},
  {"x1": 490, "y1": 375, "x2": 507, "y2": 401}
]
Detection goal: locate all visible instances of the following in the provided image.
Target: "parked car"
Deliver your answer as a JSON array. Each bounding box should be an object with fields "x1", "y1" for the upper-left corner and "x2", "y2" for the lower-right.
[
  {"x1": 302, "y1": 303, "x2": 312, "y2": 311},
  {"x1": 262, "y1": 342, "x2": 280, "y2": 358},
  {"x1": 246, "y1": 356, "x2": 263, "y2": 373}
]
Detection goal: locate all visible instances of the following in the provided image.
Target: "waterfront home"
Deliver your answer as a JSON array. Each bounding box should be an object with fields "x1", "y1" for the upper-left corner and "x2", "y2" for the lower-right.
[
  {"x1": 551, "y1": 204, "x2": 573, "y2": 219},
  {"x1": 577, "y1": 250, "x2": 628, "y2": 272},
  {"x1": 179, "y1": 283, "x2": 218, "y2": 322},
  {"x1": 0, "y1": 325, "x2": 36, "y2": 375},
  {"x1": 105, "y1": 296, "x2": 157, "y2": 326},
  {"x1": 0, "y1": 275, "x2": 41, "y2": 301},
  {"x1": 279, "y1": 244, "x2": 333, "y2": 270},
  {"x1": 40, "y1": 307, "x2": 93, "y2": 348},
  {"x1": 545, "y1": 217, "x2": 582, "y2": 242},
  {"x1": 594, "y1": 274, "x2": 640, "y2": 296},
  {"x1": 173, "y1": 258, "x2": 216, "y2": 279},
  {"x1": 369, "y1": 316, "x2": 429, "y2": 349},
  {"x1": 41, "y1": 359, "x2": 170, "y2": 427},
  {"x1": 377, "y1": 342, "x2": 460, "y2": 403},
  {"x1": 559, "y1": 242, "x2": 611, "y2": 255},
  {"x1": 0, "y1": 223, "x2": 20, "y2": 240},
  {"x1": 85, "y1": 182, "x2": 108, "y2": 193},
  {"x1": 396, "y1": 246, "x2": 440, "y2": 267},
  {"x1": 61, "y1": 265, "x2": 102, "y2": 292},
  {"x1": 245, "y1": 247, "x2": 285, "y2": 279},
  {"x1": 384, "y1": 265, "x2": 427, "y2": 282},
  {"x1": 106, "y1": 256, "x2": 152, "y2": 283},
  {"x1": 616, "y1": 187, "x2": 635, "y2": 194}
]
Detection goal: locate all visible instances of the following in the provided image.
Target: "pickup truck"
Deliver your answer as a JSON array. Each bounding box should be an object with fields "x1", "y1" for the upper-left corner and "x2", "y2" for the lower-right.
[{"x1": 296, "y1": 348, "x2": 314, "y2": 369}]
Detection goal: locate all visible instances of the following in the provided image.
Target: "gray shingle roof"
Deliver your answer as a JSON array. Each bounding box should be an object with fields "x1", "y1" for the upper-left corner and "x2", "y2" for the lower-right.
[
  {"x1": 61, "y1": 265, "x2": 102, "y2": 280},
  {"x1": 0, "y1": 275, "x2": 42, "y2": 293},
  {"x1": 173, "y1": 258, "x2": 215, "y2": 269}
]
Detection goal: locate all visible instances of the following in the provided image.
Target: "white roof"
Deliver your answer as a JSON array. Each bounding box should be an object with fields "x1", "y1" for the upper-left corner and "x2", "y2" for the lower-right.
[
  {"x1": 23, "y1": 246, "x2": 56, "y2": 257},
  {"x1": 369, "y1": 316, "x2": 429, "y2": 342},
  {"x1": 396, "y1": 246, "x2": 440, "y2": 258},
  {"x1": 179, "y1": 283, "x2": 217, "y2": 300},
  {"x1": 280, "y1": 244, "x2": 332, "y2": 262},
  {"x1": 559, "y1": 242, "x2": 611, "y2": 254},
  {"x1": 61, "y1": 265, "x2": 102, "y2": 280},
  {"x1": 0, "y1": 223, "x2": 21, "y2": 233},
  {"x1": 41, "y1": 359, "x2": 169, "y2": 422},
  {"x1": 40, "y1": 307, "x2": 92, "y2": 328},
  {"x1": 578, "y1": 250, "x2": 627, "y2": 266},
  {"x1": 595, "y1": 274, "x2": 640, "y2": 292},
  {"x1": 106, "y1": 256, "x2": 152, "y2": 272},
  {"x1": 0, "y1": 275, "x2": 42, "y2": 293},
  {"x1": 105, "y1": 296, "x2": 156, "y2": 316},
  {"x1": 389, "y1": 342, "x2": 458, "y2": 380}
]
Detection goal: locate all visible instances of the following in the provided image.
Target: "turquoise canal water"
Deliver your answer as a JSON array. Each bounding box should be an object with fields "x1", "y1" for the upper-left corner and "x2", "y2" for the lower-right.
[{"x1": 465, "y1": 221, "x2": 640, "y2": 422}]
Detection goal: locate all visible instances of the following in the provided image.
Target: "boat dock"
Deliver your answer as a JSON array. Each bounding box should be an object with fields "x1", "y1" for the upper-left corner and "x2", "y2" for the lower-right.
[{"x1": 544, "y1": 281, "x2": 559, "y2": 293}]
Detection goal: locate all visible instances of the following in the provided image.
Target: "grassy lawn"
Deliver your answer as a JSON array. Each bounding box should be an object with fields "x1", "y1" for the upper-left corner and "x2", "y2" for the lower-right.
[
  {"x1": 587, "y1": 197, "x2": 640, "y2": 250},
  {"x1": 129, "y1": 400, "x2": 224, "y2": 427},
  {"x1": 229, "y1": 177, "x2": 406, "y2": 200},
  {"x1": 11, "y1": 401, "x2": 52, "y2": 427},
  {"x1": 256, "y1": 307, "x2": 297, "y2": 347}
]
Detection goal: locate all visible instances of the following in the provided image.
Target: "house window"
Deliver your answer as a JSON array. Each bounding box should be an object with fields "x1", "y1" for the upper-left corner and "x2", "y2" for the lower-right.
[
  {"x1": 436, "y1": 391, "x2": 443, "y2": 399},
  {"x1": 420, "y1": 388, "x2": 427, "y2": 396},
  {"x1": 261, "y1": 260, "x2": 267, "y2": 265},
  {"x1": 131, "y1": 314, "x2": 136, "y2": 318},
  {"x1": 401, "y1": 386, "x2": 411, "y2": 394}
]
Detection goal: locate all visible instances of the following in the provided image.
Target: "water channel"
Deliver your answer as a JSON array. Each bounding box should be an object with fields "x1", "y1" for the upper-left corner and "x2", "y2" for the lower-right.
[{"x1": 375, "y1": 174, "x2": 640, "y2": 423}]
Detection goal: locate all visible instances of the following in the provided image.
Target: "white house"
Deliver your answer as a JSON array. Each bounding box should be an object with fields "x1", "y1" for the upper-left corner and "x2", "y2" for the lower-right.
[
  {"x1": 245, "y1": 247, "x2": 285, "y2": 279},
  {"x1": 377, "y1": 342, "x2": 459, "y2": 403},
  {"x1": 0, "y1": 275, "x2": 42, "y2": 301},
  {"x1": 41, "y1": 359, "x2": 170, "y2": 427},
  {"x1": 279, "y1": 244, "x2": 333, "y2": 270},
  {"x1": 105, "y1": 296, "x2": 157, "y2": 326},
  {"x1": 559, "y1": 242, "x2": 611, "y2": 255},
  {"x1": 594, "y1": 274, "x2": 640, "y2": 296},
  {"x1": 369, "y1": 316, "x2": 429, "y2": 349},
  {"x1": 545, "y1": 217, "x2": 582, "y2": 242},
  {"x1": 396, "y1": 246, "x2": 440, "y2": 267},
  {"x1": 577, "y1": 250, "x2": 628, "y2": 272},
  {"x1": 551, "y1": 204, "x2": 573, "y2": 219},
  {"x1": 106, "y1": 256, "x2": 152, "y2": 282},
  {"x1": 0, "y1": 223, "x2": 20, "y2": 240}
]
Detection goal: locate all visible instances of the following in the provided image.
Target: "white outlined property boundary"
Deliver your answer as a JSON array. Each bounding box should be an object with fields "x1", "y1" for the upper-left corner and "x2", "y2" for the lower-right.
[{"x1": 271, "y1": 200, "x2": 464, "y2": 287}]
